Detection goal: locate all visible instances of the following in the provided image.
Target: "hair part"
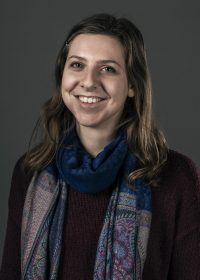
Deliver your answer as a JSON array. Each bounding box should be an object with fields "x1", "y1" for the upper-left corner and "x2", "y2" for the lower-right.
[{"x1": 23, "y1": 13, "x2": 169, "y2": 187}]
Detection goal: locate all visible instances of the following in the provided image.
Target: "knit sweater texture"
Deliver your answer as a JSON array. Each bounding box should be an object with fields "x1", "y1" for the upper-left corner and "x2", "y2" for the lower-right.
[{"x1": 0, "y1": 149, "x2": 200, "y2": 279}]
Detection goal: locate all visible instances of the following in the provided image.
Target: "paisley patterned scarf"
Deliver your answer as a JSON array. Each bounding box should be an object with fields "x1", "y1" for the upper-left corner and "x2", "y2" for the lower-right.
[{"x1": 21, "y1": 130, "x2": 152, "y2": 279}]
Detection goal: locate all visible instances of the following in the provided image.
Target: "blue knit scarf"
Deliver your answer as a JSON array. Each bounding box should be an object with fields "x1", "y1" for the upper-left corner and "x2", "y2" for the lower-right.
[{"x1": 21, "y1": 129, "x2": 152, "y2": 279}]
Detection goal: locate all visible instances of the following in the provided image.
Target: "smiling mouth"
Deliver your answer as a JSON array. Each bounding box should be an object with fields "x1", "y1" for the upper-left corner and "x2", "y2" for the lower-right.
[{"x1": 76, "y1": 95, "x2": 105, "y2": 104}]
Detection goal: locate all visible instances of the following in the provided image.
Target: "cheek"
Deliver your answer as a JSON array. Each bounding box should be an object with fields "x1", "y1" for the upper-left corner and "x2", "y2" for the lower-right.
[
  {"x1": 104, "y1": 79, "x2": 128, "y2": 100},
  {"x1": 102, "y1": 78, "x2": 121, "y2": 94},
  {"x1": 61, "y1": 91, "x2": 69, "y2": 110},
  {"x1": 61, "y1": 91, "x2": 75, "y2": 115},
  {"x1": 61, "y1": 72, "x2": 78, "y2": 92}
]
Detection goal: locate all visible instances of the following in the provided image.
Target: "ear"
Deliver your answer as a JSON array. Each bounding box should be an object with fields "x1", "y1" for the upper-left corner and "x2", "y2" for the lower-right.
[{"x1": 128, "y1": 87, "x2": 135, "y2": 98}]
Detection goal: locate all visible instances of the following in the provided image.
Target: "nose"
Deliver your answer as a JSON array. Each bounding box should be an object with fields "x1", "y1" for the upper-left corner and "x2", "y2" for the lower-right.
[{"x1": 80, "y1": 68, "x2": 99, "y2": 91}]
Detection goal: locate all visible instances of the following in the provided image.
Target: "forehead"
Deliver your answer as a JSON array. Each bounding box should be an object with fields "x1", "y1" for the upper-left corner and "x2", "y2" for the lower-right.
[{"x1": 67, "y1": 34, "x2": 125, "y2": 63}]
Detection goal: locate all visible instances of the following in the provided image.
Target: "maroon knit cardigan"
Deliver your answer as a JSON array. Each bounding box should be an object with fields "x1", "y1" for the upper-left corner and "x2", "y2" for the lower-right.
[{"x1": 1, "y1": 150, "x2": 200, "y2": 279}]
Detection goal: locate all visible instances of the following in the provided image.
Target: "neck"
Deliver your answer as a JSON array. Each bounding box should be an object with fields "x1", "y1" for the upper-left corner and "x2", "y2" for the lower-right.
[{"x1": 76, "y1": 125, "x2": 117, "y2": 157}]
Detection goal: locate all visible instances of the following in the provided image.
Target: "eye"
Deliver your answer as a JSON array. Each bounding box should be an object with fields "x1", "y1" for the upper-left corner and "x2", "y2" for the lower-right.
[
  {"x1": 102, "y1": 66, "x2": 116, "y2": 73},
  {"x1": 69, "y1": 62, "x2": 83, "y2": 70}
]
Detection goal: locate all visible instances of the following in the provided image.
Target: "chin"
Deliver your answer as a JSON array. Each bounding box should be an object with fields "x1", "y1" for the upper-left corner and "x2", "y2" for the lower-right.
[
  {"x1": 77, "y1": 121, "x2": 100, "y2": 128},
  {"x1": 75, "y1": 115, "x2": 101, "y2": 128}
]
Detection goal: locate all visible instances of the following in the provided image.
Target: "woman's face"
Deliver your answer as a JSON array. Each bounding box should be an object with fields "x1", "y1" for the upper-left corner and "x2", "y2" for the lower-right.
[{"x1": 61, "y1": 34, "x2": 134, "y2": 131}]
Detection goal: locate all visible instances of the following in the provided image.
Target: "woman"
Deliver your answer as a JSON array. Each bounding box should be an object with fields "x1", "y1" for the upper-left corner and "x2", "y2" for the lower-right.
[{"x1": 1, "y1": 13, "x2": 200, "y2": 280}]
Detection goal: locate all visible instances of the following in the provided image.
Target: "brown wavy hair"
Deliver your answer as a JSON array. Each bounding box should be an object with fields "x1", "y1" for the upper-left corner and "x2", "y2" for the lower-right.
[{"x1": 23, "y1": 13, "x2": 169, "y2": 186}]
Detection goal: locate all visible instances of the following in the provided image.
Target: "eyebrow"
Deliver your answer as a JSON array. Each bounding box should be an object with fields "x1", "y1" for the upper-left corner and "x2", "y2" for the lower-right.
[{"x1": 67, "y1": 55, "x2": 122, "y2": 68}]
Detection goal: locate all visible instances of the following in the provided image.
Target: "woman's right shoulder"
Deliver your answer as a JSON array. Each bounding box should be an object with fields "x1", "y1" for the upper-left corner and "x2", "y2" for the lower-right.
[
  {"x1": 12, "y1": 154, "x2": 33, "y2": 183},
  {"x1": 9, "y1": 154, "x2": 33, "y2": 206}
]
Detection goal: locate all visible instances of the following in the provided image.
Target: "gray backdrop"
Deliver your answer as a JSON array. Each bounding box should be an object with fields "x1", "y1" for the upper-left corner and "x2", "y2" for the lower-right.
[{"x1": 0, "y1": 0, "x2": 200, "y2": 262}]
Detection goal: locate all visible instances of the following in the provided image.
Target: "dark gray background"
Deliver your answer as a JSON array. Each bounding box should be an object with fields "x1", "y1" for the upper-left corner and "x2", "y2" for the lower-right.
[{"x1": 0, "y1": 0, "x2": 199, "y2": 262}]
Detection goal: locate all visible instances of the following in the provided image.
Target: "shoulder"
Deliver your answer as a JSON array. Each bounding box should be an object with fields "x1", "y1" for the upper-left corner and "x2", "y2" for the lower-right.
[
  {"x1": 167, "y1": 149, "x2": 199, "y2": 174},
  {"x1": 9, "y1": 154, "x2": 33, "y2": 208},
  {"x1": 159, "y1": 149, "x2": 200, "y2": 199},
  {"x1": 11, "y1": 154, "x2": 33, "y2": 185},
  {"x1": 161, "y1": 149, "x2": 200, "y2": 195}
]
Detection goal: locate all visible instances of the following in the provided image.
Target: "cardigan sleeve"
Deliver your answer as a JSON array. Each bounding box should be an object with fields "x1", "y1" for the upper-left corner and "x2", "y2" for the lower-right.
[
  {"x1": 0, "y1": 157, "x2": 30, "y2": 280},
  {"x1": 168, "y1": 227, "x2": 200, "y2": 279},
  {"x1": 168, "y1": 156, "x2": 200, "y2": 280},
  {"x1": 143, "y1": 150, "x2": 200, "y2": 280}
]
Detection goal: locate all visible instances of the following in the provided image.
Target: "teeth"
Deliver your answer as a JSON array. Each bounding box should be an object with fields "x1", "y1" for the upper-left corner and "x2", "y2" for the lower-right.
[{"x1": 79, "y1": 96, "x2": 102, "y2": 103}]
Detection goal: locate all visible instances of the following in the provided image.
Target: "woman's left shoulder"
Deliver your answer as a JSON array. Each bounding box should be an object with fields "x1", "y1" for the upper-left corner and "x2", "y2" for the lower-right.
[
  {"x1": 167, "y1": 149, "x2": 200, "y2": 178},
  {"x1": 167, "y1": 149, "x2": 199, "y2": 180},
  {"x1": 159, "y1": 149, "x2": 200, "y2": 201}
]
